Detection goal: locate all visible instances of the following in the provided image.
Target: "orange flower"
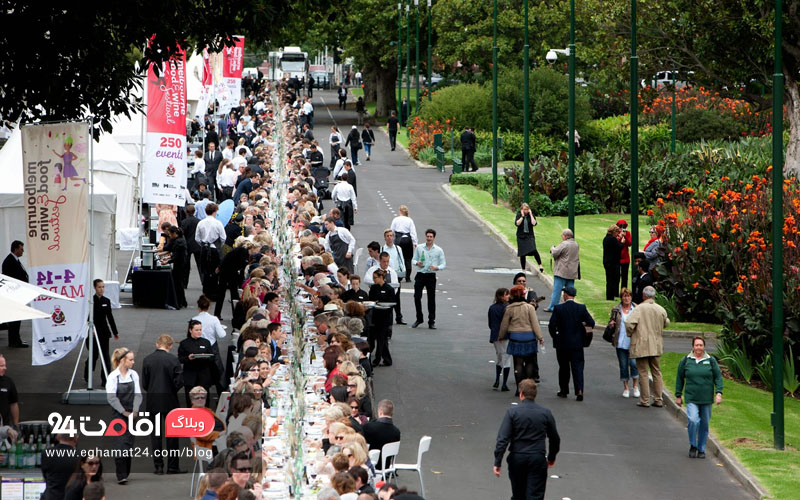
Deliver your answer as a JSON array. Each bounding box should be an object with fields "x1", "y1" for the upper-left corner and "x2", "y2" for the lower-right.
[
  {"x1": 696, "y1": 246, "x2": 703, "y2": 252},
  {"x1": 683, "y1": 242, "x2": 689, "y2": 250},
  {"x1": 736, "y1": 283, "x2": 744, "y2": 293},
  {"x1": 647, "y1": 209, "x2": 654, "y2": 216},
  {"x1": 713, "y1": 271, "x2": 721, "y2": 276},
  {"x1": 693, "y1": 282, "x2": 699, "y2": 289},
  {"x1": 711, "y1": 233, "x2": 719, "y2": 239},
  {"x1": 710, "y1": 277, "x2": 720, "y2": 285}
]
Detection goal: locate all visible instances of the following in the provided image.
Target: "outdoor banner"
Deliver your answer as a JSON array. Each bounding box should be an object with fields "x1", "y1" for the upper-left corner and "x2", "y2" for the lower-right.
[
  {"x1": 195, "y1": 48, "x2": 214, "y2": 118},
  {"x1": 143, "y1": 48, "x2": 188, "y2": 206},
  {"x1": 20, "y1": 122, "x2": 90, "y2": 366},
  {"x1": 216, "y1": 36, "x2": 245, "y2": 115}
]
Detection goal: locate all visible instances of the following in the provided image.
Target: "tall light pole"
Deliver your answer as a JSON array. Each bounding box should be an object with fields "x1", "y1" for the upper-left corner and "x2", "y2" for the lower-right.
[
  {"x1": 398, "y1": 3, "x2": 402, "y2": 109},
  {"x1": 629, "y1": 0, "x2": 640, "y2": 271},
  {"x1": 427, "y1": 0, "x2": 432, "y2": 102},
  {"x1": 406, "y1": 3, "x2": 411, "y2": 133},
  {"x1": 491, "y1": 0, "x2": 498, "y2": 204},
  {"x1": 670, "y1": 70, "x2": 677, "y2": 153},
  {"x1": 567, "y1": 0, "x2": 576, "y2": 233},
  {"x1": 415, "y1": 0, "x2": 420, "y2": 113},
  {"x1": 522, "y1": 0, "x2": 530, "y2": 204},
  {"x1": 771, "y1": 0, "x2": 785, "y2": 451}
]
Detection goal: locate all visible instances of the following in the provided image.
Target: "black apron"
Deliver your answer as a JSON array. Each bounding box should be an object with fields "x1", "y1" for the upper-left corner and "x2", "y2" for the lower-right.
[
  {"x1": 112, "y1": 373, "x2": 136, "y2": 480},
  {"x1": 329, "y1": 232, "x2": 353, "y2": 274}
]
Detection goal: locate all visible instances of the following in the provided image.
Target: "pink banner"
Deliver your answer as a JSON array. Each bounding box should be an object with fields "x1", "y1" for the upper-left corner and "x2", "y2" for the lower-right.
[
  {"x1": 222, "y1": 36, "x2": 245, "y2": 79},
  {"x1": 144, "y1": 48, "x2": 188, "y2": 205}
]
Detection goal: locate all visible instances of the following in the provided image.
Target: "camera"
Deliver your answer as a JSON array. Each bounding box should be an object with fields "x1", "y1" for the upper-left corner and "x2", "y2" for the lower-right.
[{"x1": 545, "y1": 50, "x2": 558, "y2": 64}]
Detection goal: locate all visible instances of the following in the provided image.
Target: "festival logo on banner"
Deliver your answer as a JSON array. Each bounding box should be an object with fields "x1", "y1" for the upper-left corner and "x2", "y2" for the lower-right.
[
  {"x1": 143, "y1": 48, "x2": 187, "y2": 206},
  {"x1": 20, "y1": 122, "x2": 90, "y2": 366},
  {"x1": 216, "y1": 36, "x2": 245, "y2": 115}
]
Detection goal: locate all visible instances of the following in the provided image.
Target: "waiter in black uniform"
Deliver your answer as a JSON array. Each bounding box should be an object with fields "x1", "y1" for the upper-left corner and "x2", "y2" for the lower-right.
[
  {"x1": 494, "y1": 379, "x2": 560, "y2": 500},
  {"x1": 141, "y1": 334, "x2": 185, "y2": 474},
  {"x1": 1, "y1": 240, "x2": 29, "y2": 347},
  {"x1": 84, "y1": 279, "x2": 118, "y2": 386}
]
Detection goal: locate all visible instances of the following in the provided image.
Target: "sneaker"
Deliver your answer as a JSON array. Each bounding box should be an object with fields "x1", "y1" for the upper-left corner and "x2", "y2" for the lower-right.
[
  {"x1": 118, "y1": 478, "x2": 128, "y2": 485},
  {"x1": 697, "y1": 451, "x2": 706, "y2": 459},
  {"x1": 622, "y1": 389, "x2": 630, "y2": 398},
  {"x1": 632, "y1": 386, "x2": 641, "y2": 398},
  {"x1": 689, "y1": 446, "x2": 697, "y2": 458}
]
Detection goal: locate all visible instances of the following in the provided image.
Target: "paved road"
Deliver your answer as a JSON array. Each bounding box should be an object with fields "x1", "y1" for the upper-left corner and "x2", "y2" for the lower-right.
[
  {"x1": 312, "y1": 90, "x2": 750, "y2": 499},
  {"x1": 0, "y1": 89, "x2": 750, "y2": 500}
]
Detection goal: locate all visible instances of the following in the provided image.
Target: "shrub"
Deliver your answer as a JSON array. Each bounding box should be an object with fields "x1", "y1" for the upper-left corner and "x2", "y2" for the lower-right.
[
  {"x1": 450, "y1": 173, "x2": 510, "y2": 200},
  {"x1": 417, "y1": 146, "x2": 437, "y2": 165},
  {"x1": 676, "y1": 109, "x2": 741, "y2": 142},
  {"x1": 496, "y1": 66, "x2": 592, "y2": 138},
  {"x1": 418, "y1": 83, "x2": 491, "y2": 131},
  {"x1": 580, "y1": 115, "x2": 671, "y2": 153}
]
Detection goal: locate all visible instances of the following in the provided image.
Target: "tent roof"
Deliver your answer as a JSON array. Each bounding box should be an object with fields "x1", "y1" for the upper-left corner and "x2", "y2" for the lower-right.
[
  {"x1": 94, "y1": 133, "x2": 138, "y2": 177},
  {"x1": 0, "y1": 128, "x2": 117, "y2": 213}
]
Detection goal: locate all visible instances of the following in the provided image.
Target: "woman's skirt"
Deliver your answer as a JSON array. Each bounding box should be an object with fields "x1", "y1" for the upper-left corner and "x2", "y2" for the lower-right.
[
  {"x1": 507, "y1": 331, "x2": 538, "y2": 357},
  {"x1": 517, "y1": 233, "x2": 538, "y2": 257}
]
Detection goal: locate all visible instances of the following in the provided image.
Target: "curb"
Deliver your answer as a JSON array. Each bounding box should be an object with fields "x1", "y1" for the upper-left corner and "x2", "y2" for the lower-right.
[
  {"x1": 442, "y1": 183, "x2": 719, "y2": 340},
  {"x1": 660, "y1": 388, "x2": 770, "y2": 499}
]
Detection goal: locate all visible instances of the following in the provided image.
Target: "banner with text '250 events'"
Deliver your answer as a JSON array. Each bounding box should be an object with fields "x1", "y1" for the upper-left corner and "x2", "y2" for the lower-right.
[
  {"x1": 144, "y1": 49, "x2": 187, "y2": 206},
  {"x1": 216, "y1": 36, "x2": 245, "y2": 115},
  {"x1": 20, "y1": 122, "x2": 90, "y2": 366}
]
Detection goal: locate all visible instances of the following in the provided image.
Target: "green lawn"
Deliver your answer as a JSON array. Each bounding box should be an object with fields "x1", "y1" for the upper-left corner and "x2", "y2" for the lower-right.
[
  {"x1": 661, "y1": 352, "x2": 800, "y2": 500},
  {"x1": 380, "y1": 126, "x2": 410, "y2": 150},
  {"x1": 450, "y1": 184, "x2": 722, "y2": 334}
]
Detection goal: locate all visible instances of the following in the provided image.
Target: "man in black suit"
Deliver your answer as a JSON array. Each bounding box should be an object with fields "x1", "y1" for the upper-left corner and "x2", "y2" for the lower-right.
[
  {"x1": 141, "y1": 334, "x2": 185, "y2": 475},
  {"x1": 460, "y1": 126, "x2": 478, "y2": 172},
  {"x1": 631, "y1": 260, "x2": 654, "y2": 305},
  {"x1": 2, "y1": 240, "x2": 29, "y2": 347},
  {"x1": 84, "y1": 279, "x2": 118, "y2": 386},
  {"x1": 204, "y1": 141, "x2": 223, "y2": 199},
  {"x1": 40, "y1": 433, "x2": 80, "y2": 500},
  {"x1": 362, "y1": 399, "x2": 401, "y2": 468},
  {"x1": 548, "y1": 285, "x2": 595, "y2": 401},
  {"x1": 180, "y1": 204, "x2": 201, "y2": 287}
]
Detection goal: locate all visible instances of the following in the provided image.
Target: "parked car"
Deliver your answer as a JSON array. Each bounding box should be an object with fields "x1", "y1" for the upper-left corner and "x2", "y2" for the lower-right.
[{"x1": 641, "y1": 71, "x2": 694, "y2": 90}]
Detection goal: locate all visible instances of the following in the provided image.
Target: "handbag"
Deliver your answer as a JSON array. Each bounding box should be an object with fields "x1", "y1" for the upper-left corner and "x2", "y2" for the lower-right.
[
  {"x1": 603, "y1": 310, "x2": 618, "y2": 343},
  {"x1": 583, "y1": 324, "x2": 594, "y2": 347}
]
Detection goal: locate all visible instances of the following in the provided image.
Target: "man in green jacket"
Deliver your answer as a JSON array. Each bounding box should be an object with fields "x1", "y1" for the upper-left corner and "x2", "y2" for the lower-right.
[{"x1": 675, "y1": 336, "x2": 723, "y2": 458}]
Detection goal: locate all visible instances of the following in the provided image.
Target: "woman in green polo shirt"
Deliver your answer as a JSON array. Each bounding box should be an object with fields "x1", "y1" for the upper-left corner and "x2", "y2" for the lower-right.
[{"x1": 675, "y1": 337, "x2": 723, "y2": 459}]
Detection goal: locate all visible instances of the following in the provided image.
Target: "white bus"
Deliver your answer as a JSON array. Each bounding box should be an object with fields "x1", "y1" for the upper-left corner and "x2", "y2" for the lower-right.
[{"x1": 267, "y1": 47, "x2": 308, "y2": 81}]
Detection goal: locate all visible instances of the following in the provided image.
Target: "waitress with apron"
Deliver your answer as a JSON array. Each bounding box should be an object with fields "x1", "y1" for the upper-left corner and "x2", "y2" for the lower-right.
[
  {"x1": 323, "y1": 217, "x2": 355, "y2": 274},
  {"x1": 106, "y1": 347, "x2": 142, "y2": 484}
]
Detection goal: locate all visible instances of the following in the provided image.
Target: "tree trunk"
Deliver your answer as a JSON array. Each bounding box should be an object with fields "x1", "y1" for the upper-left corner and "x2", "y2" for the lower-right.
[
  {"x1": 785, "y1": 77, "x2": 800, "y2": 177},
  {"x1": 375, "y1": 67, "x2": 398, "y2": 119}
]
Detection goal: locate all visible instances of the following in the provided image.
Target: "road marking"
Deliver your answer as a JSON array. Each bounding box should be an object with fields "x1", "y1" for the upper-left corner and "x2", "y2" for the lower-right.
[
  {"x1": 320, "y1": 97, "x2": 336, "y2": 126},
  {"x1": 559, "y1": 451, "x2": 615, "y2": 457}
]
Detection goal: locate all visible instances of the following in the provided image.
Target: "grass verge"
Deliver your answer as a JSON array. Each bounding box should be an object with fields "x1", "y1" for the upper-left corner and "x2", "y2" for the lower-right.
[
  {"x1": 450, "y1": 184, "x2": 722, "y2": 334},
  {"x1": 661, "y1": 352, "x2": 799, "y2": 500}
]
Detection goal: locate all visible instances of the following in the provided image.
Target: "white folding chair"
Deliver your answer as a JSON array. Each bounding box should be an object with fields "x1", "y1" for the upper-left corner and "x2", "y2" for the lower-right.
[
  {"x1": 395, "y1": 436, "x2": 432, "y2": 499},
  {"x1": 378, "y1": 441, "x2": 401, "y2": 482},
  {"x1": 353, "y1": 247, "x2": 364, "y2": 270},
  {"x1": 189, "y1": 437, "x2": 212, "y2": 498},
  {"x1": 368, "y1": 449, "x2": 380, "y2": 467}
]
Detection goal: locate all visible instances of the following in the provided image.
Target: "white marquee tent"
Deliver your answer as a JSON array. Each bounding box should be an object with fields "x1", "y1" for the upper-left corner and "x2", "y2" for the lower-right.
[{"x1": 0, "y1": 128, "x2": 117, "y2": 280}]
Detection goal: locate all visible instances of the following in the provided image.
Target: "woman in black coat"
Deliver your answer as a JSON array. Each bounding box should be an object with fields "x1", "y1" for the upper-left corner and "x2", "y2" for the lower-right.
[
  {"x1": 344, "y1": 125, "x2": 362, "y2": 165},
  {"x1": 515, "y1": 203, "x2": 542, "y2": 272},
  {"x1": 178, "y1": 320, "x2": 217, "y2": 405},
  {"x1": 368, "y1": 269, "x2": 396, "y2": 367},
  {"x1": 602, "y1": 225, "x2": 625, "y2": 300},
  {"x1": 165, "y1": 226, "x2": 188, "y2": 308}
]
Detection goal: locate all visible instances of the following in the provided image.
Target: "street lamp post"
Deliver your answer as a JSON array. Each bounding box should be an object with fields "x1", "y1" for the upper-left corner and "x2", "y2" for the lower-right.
[
  {"x1": 671, "y1": 70, "x2": 677, "y2": 153},
  {"x1": 398, "y1": 3, "x2": 402, "y2": 109},
  {"x1": 771, "y1": 0, "x2": 785, "y2": 451},
  {"x1": 567, "y1": 0, "x2": 576, "y2": 233},
  {"x1": 523, "y1": 0, "x2": 530, "y2": 204},
  {"x1": 406, "y1": 3, "x2": 411, "y2": 135},
  {"x1": 415, "y1": 0, "x2": 420, "y2": 114},
  {"x1": 427, "y1": 0, "x2": 432, "y2": 102},
  {"x1": 630, "y1": 0, "x2": 640, "y2": 269},
  {"x1": 491, "y1": 0, "x2": 498, "y2": 204}
]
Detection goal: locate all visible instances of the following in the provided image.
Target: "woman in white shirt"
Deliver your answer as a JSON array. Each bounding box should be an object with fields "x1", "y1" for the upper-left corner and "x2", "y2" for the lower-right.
[
  {"x1": 105, "y1": 347, "x2": 142, "y2": 484},
  {"x1": 390, "y1": 205, "x2": 418, "y2": 282},
  {"x1": 216, "y1": 159, "x2": 238, "y2": 201}
]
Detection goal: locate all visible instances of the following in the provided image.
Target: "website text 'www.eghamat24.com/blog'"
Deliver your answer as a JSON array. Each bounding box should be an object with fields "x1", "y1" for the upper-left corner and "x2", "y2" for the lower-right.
[{"x1": 44, "y1": 446, "x2": 213, "y2": 461}]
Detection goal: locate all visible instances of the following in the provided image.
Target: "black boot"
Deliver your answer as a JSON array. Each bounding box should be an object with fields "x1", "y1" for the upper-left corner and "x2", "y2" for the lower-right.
[
  {"x1": 493, "y1": 365, "x2": 501, "y2": 389},
  {"x1": 501, "y1": 367, "x2": 511, "y2": 391}
]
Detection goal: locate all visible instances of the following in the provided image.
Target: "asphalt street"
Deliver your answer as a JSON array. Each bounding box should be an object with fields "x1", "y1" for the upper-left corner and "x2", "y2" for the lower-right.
[{"x1": 0, "y1": 89, "x2": 751, "y2": 500}]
